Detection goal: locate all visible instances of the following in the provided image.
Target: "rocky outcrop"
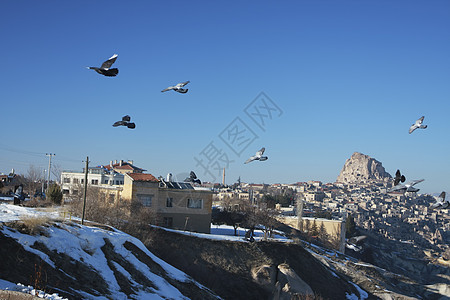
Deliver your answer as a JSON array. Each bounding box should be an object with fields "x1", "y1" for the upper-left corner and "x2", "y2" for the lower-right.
[
  {"x1": 337, "y1": 152, "x2": 391, "y2": 184},
  {"x1": 251, "y1": 263, "x2": 314, "y2": 300}
]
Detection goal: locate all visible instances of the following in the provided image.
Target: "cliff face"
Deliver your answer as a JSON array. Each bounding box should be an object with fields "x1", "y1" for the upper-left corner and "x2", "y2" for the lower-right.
[{"x1": 337, "y1": 152, "x2": 391, "y2": 184}]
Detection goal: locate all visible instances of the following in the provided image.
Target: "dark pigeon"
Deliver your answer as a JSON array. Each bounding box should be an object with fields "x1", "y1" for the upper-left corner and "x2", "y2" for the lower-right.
[
  {"x1": 113, "y1": 115, "x2": 135, "y2": 129},
  {"x1": 87, "y1": 54, "x2": 119, "y2": 77},
  {"x1": 393, "y1": 169, "x2": 406, "y2": 186},
  {"x1": 184, "y1": 171, "x2": 201, "y2": 184}
]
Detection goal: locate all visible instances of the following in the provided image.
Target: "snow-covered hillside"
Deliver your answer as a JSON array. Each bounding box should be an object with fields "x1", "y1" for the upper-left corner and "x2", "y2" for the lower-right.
[{"x1": 0, "y1": 204, "x2": 219, "y2": 299}]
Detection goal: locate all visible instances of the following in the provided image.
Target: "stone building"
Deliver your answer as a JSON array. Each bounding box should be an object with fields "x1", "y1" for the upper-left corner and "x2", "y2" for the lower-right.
[{"x1": 122, "y1": 173, "x2": 214, "y2": 233}]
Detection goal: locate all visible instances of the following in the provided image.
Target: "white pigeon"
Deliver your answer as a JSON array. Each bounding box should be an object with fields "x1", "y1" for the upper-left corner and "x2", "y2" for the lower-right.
[
  {"x1": 388, "y1": 179, "x2": 424, "y2": 193},
  {"x1": 430, "y1": 192, "x2": 449, "y2": 209},
  {"x1": 409, "y1": 116, "x2": 427, "y2": 134},
  {"x1": 345, "y1": 235, "x2": 367, "y2": 252},
  {"x1": 161, "y1": 81, "x2": 190, "y2": 93},
  {"x1": 244, "y1": 147, "x2": 268, "y2": 164}
]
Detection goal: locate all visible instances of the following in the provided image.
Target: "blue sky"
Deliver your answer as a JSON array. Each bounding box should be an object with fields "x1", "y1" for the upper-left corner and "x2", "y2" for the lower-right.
[{"x1": 1, "y1": 1, "x2": 449, "y2": 194}]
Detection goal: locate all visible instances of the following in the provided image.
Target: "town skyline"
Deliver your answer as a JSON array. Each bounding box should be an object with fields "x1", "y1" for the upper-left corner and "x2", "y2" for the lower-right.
[{"x1": 1, "y1": 1, "x2": 449, "y2": 195}]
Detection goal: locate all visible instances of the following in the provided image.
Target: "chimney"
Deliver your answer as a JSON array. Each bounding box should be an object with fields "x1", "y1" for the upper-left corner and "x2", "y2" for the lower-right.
[
  {"x1": 119, "y1": 160, "x2": 123, "y2": 166},
  {"x1": 166, "y1": 173, "x2": 172, "y2": 182},
  {"x1": 127, "y1": 160, "x2": 133, "y2": 165},
  {"x1": 222, "y1": 168, "x2": 225, "y2": 185},
  {"x1": 114, "y1": 160, "x2": 117, "y2": 164},
  {"x1": 110, "y1": 161, "x2": 113, "y2": 168}
]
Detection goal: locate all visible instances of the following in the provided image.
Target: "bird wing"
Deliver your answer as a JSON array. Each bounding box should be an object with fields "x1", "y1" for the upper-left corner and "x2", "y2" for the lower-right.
[
  {"x1": 122, "y1": 115, "x2": 131, "y2": 122},
  {"x1": 409, "y1": 124, "x2": 418, "y2": 134},
  {"x1": 101, "y1": 54, "x2": 118, "y2": 69},
  {"x1": 439, "y1": 191, "x2": 446, "y2": 200},
  {"x1": 388, "y1": 184, "x2": 406, "y2": 192},
  {"x1": 177, "y1": 81, "x2": 190, "y2": 87},
  {"x1": 245, "y1": 156, "x2": 256, "y2": 164},
  {"x1": 190, "y1": 171, "x2": 197, "y2": 179},
  {"x1": 256, "y1": 147, "x2": 265, "y2": 156},
  {"x1": 408, "y1": 179, "x2": 424, "y2": 187},
  {"x1": 417, "y1": 116, "x2": 425, "y2": 124},
  {"x1": 161, "y1": 86, "x2": 175, "y2": 92},
  {"x1": 395, "y1": 170, "x2": 401, "y2": 178},
  {"x1": 113, "y1": 121, "x2": 126, "y2": 127}
]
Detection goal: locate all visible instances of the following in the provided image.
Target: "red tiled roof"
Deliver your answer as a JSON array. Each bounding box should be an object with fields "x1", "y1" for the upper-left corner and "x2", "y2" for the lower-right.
[{"x1": 127, "y1": 173, "x2": 159, "y2": 182}]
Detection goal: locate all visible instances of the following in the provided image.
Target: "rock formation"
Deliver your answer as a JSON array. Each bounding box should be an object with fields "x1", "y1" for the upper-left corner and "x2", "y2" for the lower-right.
[{"x1": 337, "y1": 152, "x2": 391, "y2": 184}]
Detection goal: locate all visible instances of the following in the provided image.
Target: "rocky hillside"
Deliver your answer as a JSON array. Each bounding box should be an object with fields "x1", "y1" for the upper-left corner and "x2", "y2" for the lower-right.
[
  {"x1": 0, "y1": 205, "x2": 218, "y2": 299},
  {"x1": 337, "y1": 152, "x2": 391, "y2": 184}
]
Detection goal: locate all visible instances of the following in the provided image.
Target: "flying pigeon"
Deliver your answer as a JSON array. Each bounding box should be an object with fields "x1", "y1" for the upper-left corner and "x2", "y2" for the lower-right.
[
  {"x1": 393, "y1": 169, "x2": 406, "y2": 186},
  {"x1": 430, "y1": 192, "x2": 449, "y2": 209},
  {"x1": 409, "y1": 116, "x2": 427, "y2": 134},
  {"x1": 345, "y1": 235, "x2": 367, "y2": 252},
  {"x1": 161, "y1": 81, "x2": 190, "y2": 93},
  {"x1": 113, "y1": 115, "x2": 135, "y2": 129},
  {"x1": 87, "y1": 54, "x2": 119, "y2": 77},
  {"x1": 388, "y1": 179, "x2": 424, "y2": 193},
  {"x1": 184, "y1": 171, "x2": 201, "y2": 184},
  {"x1": 245, "y1": 147, "x2": 268, "y2": 164}
]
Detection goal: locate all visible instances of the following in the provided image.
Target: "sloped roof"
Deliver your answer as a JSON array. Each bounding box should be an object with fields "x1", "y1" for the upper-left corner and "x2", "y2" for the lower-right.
[
  {"x1": 127, "y1": 173, "x2": 159, "y2": 182},
  {"x1": 105, "y1": 162, "x2": 146, "y2": 172}
]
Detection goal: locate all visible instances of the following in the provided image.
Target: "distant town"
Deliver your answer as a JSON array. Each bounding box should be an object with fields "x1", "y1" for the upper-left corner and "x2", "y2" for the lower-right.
[{"x1": 1, "y1": 156, "x2": 449, "y2": 268}]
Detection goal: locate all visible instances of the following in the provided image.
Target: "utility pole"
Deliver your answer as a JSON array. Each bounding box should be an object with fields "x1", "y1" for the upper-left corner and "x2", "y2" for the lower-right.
[
  {"x1": 81, "y1": 156, "x2": 89, "y2": 225},
  {"x1": 45, "y1": 153, "x2": 55, "y2": 191}
]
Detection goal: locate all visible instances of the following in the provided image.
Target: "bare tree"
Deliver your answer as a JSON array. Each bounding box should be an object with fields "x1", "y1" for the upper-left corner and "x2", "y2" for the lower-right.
[
  {"x1": 25, "y1": 165, "x2": 44, "y2": 195},
  {"x1": 51, "y1": 163, "x2": 62, "y2": 183}
]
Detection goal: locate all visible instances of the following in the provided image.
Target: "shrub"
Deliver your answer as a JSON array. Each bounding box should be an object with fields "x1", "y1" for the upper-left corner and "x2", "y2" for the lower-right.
[
  {"x1": 47, "y1": 184, "x2": 63, "y2": 205},
  {"x1": 19, "y1": 216, "x2": 49, "y2": 235}
]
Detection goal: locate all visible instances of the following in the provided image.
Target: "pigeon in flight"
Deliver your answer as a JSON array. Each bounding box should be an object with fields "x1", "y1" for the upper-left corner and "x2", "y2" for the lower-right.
[
  {"x1": 393, "y1": 169, "x2": 406, "y2": 186},
  {"x1": 388, "y1": 179, "x2": 424, "y2": 193},
  {"x1": 184, "y1": 171, "x2": 201, "y2": 184},
  {"x1": 409, "y1": 116, "x2": 427, "y2": 134},
  {"x1": 113, "y1": 115, "x2": 135, "y2": 129},
  {"x1": 161, "y1": 81, "x2": 190, "y2": 93},
  {"x1": 245, "y1": 147, "x2": 268, "y2": 164},
  {"x1": 345, "y1": 235, "x2": 367, "y2": 252},
  {"x1": 87, "y1": 54, "x2": 119, "y2": 77},
  {"x1": 430, "y1": 192, "x2": 449, "y2": 209}
]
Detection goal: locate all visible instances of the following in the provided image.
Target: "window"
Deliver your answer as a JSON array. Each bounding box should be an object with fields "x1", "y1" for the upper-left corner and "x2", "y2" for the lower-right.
[
  {"x1": 72, "y1": 190, "x2": 78, "y2": 195},
  {"x1": 115, "y1": 180, "x2": 120, "y2": 185},
  {"x1": 63, "y1": 177, "x2": 70, "y2": 184},
  {"x1": 91, "y1": 179, "x2": 98, "y2": 185},
  {"x1": 163, "y1": 217, "x2": 173, "y2": 228},
  {"x1": 166, "y1": 197, "x2": 173, "y2": 207},
  {"x1": 62, "y1": 189, "x2": 69, "y2": 195},
  {"x1": 138, "y1": 194, "x2": 153, "y2": 207},
  {"x1": 187, "y1": 198, "x2": 203, "y2": 209},
  {"x1": 104, "y1": 180, "x2": 109, "y2": 184},
  {"x1": 73, "y1": 178, "x2": 79, "y2": 184},
  {"x1": 81, "y1": 179, "x2": 84, "y2": 184}
]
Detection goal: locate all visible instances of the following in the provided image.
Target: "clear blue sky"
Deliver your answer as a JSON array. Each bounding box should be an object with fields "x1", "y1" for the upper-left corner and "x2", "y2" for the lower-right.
[{"x1": 1, "y1": 1, "x2": 449, "y2": 194}]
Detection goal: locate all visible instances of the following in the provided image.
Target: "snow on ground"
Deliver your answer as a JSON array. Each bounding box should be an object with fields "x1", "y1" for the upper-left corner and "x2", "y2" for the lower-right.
[
  {"x1": 0, "y1": 204, "x2": 62, "y2": 222},
  {"x1": 153, "y1": 224, "x2": 292, "y2": 243},
  {"x1": 0, "y1": 204, "x2": 214, "y2": 299},
  {"x1": 0, "y1": 279, "x2": 66, "y2": 299}
]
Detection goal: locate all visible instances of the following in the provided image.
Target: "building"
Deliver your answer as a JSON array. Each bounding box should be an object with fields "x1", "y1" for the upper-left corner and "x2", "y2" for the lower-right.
[
  {"x1": 122, "y1": 173, "x2": 215, "y2": 233},
  {"x1": 60, "y1": 160, "x2": 146, "y2": 200}
]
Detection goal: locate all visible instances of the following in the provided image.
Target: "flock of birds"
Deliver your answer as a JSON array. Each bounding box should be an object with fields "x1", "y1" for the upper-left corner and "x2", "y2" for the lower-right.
[
  {"x1": 386, "y1": 116, "x2": 448, "y2": 210},
  {"x1": 87, "y1": 54, "x2": 447, "y2": 209},
  {"x1": 87, "y1": 54, "x2": 268, "y2": 165}
]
